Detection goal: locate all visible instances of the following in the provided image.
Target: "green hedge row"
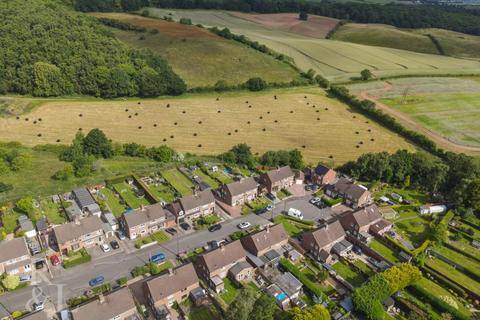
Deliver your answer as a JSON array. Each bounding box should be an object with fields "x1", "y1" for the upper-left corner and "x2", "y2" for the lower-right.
[
  {"x1": 281, "y1": 215, "x2": 315, "y2": 226},
  {"x1": 421, "y1": 266, "x2": 467, "y2": 298},
  {"x1": 63, "y1": 249, "x2": 92, "y2": 269},
  {"x1": 321, "y1": 196, "x2": 343, "y2": 207}
]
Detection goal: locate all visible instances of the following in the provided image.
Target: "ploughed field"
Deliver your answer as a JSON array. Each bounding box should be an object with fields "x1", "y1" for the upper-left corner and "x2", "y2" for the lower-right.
[
  {"x1": 0, "y1": 88, "x2": 413, "y2": 164},
  {"x1": 145, "y1": 8, "x2": 480, "y2": 83}
]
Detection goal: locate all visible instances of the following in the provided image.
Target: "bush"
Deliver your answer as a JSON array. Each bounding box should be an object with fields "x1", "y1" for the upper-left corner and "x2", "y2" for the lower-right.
[
  {"x1": 117, "y1": 277, "x2": 128, "y2": 286},
  {"x1": 63, "y1": 248, "x2": 92, "y2": 269},
  {"x1": 279, "y1": 258, "x2": 328, "y2": 301},
  {"x1": 91, "y1": 283, "x2": 111, "y2": 295},
  {"x1": 245, "y1": 77, "x2": 267, "y2": 91},
  {"x1": 321, "y1": 196, "x2": 343, "y2": 207}
]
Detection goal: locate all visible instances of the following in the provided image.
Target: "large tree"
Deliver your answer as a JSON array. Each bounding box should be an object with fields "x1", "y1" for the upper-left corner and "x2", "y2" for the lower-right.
[
  {"x1": 225, "y1": 287, "x2": 257, "y2": 320},
  {"x1": 83, "y1": 128, "x2": 113, "y2": 158},
  {"x1": 289, "y1": 304, "x2": 330, "y2": 320},
  {"x1": 248, "y1": 294, "x2": 277, "y2": 320}
]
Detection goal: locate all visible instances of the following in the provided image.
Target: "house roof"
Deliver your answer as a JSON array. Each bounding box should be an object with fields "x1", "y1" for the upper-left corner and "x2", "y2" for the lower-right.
[
  {"x1": 36, "y1": 217, "x2": 48, "y2": 231},
  {"x1": 198, "y1": 240, "x2": 246, "y2": 273},
  {"x1": 331, "y1": 178, "x2": 369, "y2": 200},
  {"x1": 229, "y1": 261, "x2": 253, "y2": 276},
  {"x1": 342, "y1": 204, "x2": 382, "y2": 228},
  {"x1": 0, "y1": 237, "x2": 29, "y2": 263},
  {"x1": 314, "y1": 165, "x2": 334, "y2": 176},
  {"x1": 72, "y1": 287, "x2": 136, "y2": 320},
  {"x1": 123, "y1": 203, "x2": 167, "y2": 229},
  {"x1": 224, "y1": 177, "x2": 257, "y2": 197},
  {"x1": 179, "y1": 190, "x2": 215, "y2": 212},
  {"x1": 370, "y1": 219, "x2": 393, "y2": 234},
  {"x1": 72, "y1": 188, "x2": 96, "y2": 208},
  {"x1": 145, "y1": 263, "x2": 199, "y2": 304},
  {"x1": 241, "y1": 224, "x2": 288, "y2": 256},
  {"x1": 18, "y1": 311, "x2": 48, "y2": 320},
  {"x1": 305, "y1": 220, "x2": 346, "y2": 249},
  {"x1": 18, "y1": 215, "x2": 35, "y2": 232},
  {"x1": 263, "y1": 166, "x2": 294, "y2": 184},
  {"x1": 53, "y1": 216, "x2": 103, "y2": 245}
]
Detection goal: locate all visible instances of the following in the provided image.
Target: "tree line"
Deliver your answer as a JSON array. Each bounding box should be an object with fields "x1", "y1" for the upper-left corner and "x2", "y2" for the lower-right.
[
  {"x1": 73, "y1": 0, "x2": 480, "y2": 36},
  {"x1": 0, "y1": 0, "x2": 186, "y2": 98}
]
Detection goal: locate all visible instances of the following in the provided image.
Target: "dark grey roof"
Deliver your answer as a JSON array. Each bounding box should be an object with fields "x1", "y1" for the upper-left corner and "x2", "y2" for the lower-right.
[
  {"x1": 19, "y1": 215, "x2": 35, "y2": 232},
  {"x1": 53, "y1": 216, "x2": 103, "y2": 244},
  {"x1": 332, "y1": 240, "x2": 353, "y2": 255},
  {"x1": 314, "y1": 165, "x2": 333, "y2": 176},
  {"x1": 36, "y1": 217, "x2": 48, "y2": 231},
  {"x1": 73, "y1": 188, "x2": 96, "y2": 208},
  {"x1": 225, "y1": 177, "x2": 257, "y2": 197},
  {"x1": 333, "y1": 178, "x2": 369, "y2": 200},
  {"x1": 264, "y1": 166, "x2": 294, "y2": 184},
  {"x1": 229, "y1": 261, "x2": 253, "y2": 276},
  {"x1": 179, "y1": 190, "x2": 215, "y2": 212}
]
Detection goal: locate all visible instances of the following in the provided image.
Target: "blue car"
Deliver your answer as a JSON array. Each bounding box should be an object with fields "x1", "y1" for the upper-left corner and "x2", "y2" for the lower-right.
[
  {"x1": 150, "y1": 253, "x2": 166, "y2": 264},
  {"x1": 89, "y1": 276, "x2": 105, "y2": 287}
]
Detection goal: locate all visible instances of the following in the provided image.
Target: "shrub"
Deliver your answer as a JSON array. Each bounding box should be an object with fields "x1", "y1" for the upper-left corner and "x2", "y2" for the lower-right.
[
  {"x1": 321, "y1": 196, "x2": 343, "y2": 207},
  {"x1": 63, "y1": 248, "x2": 91, "y2": 268},
  {"x1": 245, "y1": 77, "x2": 267, "y2": 91},
  {"x1": 117, "y1": 277, "x2": 128, "y2": 286}
]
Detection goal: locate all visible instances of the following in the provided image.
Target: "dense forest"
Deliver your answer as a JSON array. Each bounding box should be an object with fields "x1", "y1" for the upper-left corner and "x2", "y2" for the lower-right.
[
  {"x1": 0, "y1": 0, "x2": 185, "y2": 98},
  {"x1": 73, "y1": 0, "x2": 480, "y2": 36}
]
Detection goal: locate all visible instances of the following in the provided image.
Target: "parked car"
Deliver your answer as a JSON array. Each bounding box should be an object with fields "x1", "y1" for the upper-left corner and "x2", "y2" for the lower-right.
[
  {"x1": 117, "y1": 231, "x2": 126, "y2": 240},
  {"x1": 20, "y1": 275, "x2": 32, "y2": 282},
  {"x1": 305, "y1": 185, "x2": 311, "y2": 191},
  {"x1": 32, "y1": 301, "x2": 44, "y2": 312},
  {"x1": 150, "y1": 252, "x2": 166, "y2": 264},
  {"x1": 315, "y1": 201, "x2": 326, "y2": 209},
  {"x1": 165, "y1": 227, "x2": 177, "y2": 235},
  {"x1": 237, "y1": 222, "x2": 251, "y2": 230},
  {"x1": 287, "y1": 208, "x2": 303, "y2": 220},
  {"x1": 180, "y1": 222, "x2": 191, "y2": 231},
  {"x1": 266, "y1": 204, "x2": 274, "y2": 211},
  {"x1": 309, "y1": 197, "x2": 321, "y2": 204},
  {"x1": 110, "y1": 240, "x2": 120, "y2": 250},
  {"x1": 209, "y1": 239, "x2": 227, "y2": 249},
  {"x1": 208, "y1": 224, "x2": 222, "y2": 232},
  {"x1": 89, "y1": 276, "x2": 105, "y2": 287},
  {"x1": 50, "y1": 255, "x2": 60, "y2": 266},
  {"x1": 402, "y1": 199, "x2": 412, "y2": 205},
  {"x1": 100, "y1": 243, "x2": 110, "y2": 253},
  {"x1": 35, "y1": 261, "x2": 45, "y2": 270},
  {"x1": 255, "y1": 208, "x2": 268, "y2": 215},
  {"x1": 266, "y1": 193, "x2": 276, "y2": 201}
]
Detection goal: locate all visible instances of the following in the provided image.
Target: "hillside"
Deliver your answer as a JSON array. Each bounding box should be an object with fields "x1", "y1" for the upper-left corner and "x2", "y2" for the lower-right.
[
  {"x1": 333, "y1": 23, "x2": 480, "y2": 59},
  {"x1": 90, "y1": 13, "x2": 300, "y2": 88},
  {"x1": 0, "y1": 0, "x2": 185, "y2": 98}
]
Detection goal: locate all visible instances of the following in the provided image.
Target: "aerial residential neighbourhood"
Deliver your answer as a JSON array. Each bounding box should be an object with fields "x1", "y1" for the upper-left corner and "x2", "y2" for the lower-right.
[{"x1": 0, "y1": 0, "x2": 479, "y2": 320}]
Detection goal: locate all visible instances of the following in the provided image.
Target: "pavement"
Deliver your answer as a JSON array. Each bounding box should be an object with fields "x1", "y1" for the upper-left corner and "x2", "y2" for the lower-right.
[{"x1": 0, "y1": 192, "x2": 338, "y2": 314}]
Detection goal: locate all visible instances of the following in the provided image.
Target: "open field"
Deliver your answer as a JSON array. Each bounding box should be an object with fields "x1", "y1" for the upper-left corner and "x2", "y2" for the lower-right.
[
  {"x1": 90, "y1": 13, "x2": 299, "y2": 88},
  {"x1": 145, "y1": 9, "x2": 480, "y2": 82},
  {"x1": 348, "y1": 77, "x2": 480, "y2": 154},
  {"x1": 0, "y1": 88, "x2": 414, "y2": 164}
]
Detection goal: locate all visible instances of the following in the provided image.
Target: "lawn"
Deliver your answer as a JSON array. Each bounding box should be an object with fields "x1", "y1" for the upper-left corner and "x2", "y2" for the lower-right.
[
  {"x1": 272, "y1": 215, "x2": 314, "y2": 237},
  {"x1": 193, "y1": 169, "x2": 219, "y2": 189},
  {"x1": 1, "y1": 210, "x2": 20, "y2": 234},
  {"x1": 192, "y1": 214, "x2": 222, "y2": 230},
  {"x1": 247, "y1": 196, "x2": 272, "y2": 211},
  {"x1": 426, "y1": 257, "x2": 480, "y2": 294},
  {"x1": 0, "y1": 88, "x2": 414, "y2": 164},
  {"x1": 39, "y1": 198, "x2": 66, "y2": 224},
  {"x1": 145, "y1": 183, "x2": 176, "y2": 203},
  {"x1": 374, "y1": 185, "x2": 428, "y2": 205},
  {"x1": 331, "y1": 260, "x2": 368, "y2": 287},
  {"x1": 189, "y1": 306, "x2": 222, "y2": 320},
  {"x1": 134, "y1": 230, "x2": 170, "y2": 249},
  {"x1": 276, "y1": 189, "x2": 291, "y2": 200},
  {"x1": 219, "y1": 278, "x2": 240, "y2": 304},
  {"x1": 112, "y1": 182, "x2": 151, "y2": 209},
  {"x1": 369, "y1": 239, "x2": 399, "y2": 263},
  {"x1": 209, "y1": 169, "x2": 233, "y2": 185},
  {"x1": 434, "y1": 246, "x2": 480, "y2": 278},
  {"x1": 90, "y1": 13, "x2": 300, "y2": 88},
  {"x1": 447, "y1": 237, "x2": 480, "y2": 258},
  {"x1": 353, "y1": 259, "x2": 375, "y2": 277},
  {"x1": 97, "y1": 187, "x2": 126, "y2": 217},
  {"x1": 161, "y1": 169, "x2": 194, "y2": 196},
  {"x1": 393, "y1": 213, "x2": 431, "y2": 245}
]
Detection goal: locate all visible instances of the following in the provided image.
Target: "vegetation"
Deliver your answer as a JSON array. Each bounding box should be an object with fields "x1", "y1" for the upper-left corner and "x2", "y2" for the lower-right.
[
  {"x1": 289, "y1": 304, "x2": 330, "y2": 320},
  {"x1": 224, "y1": 286, "x2": 255, "y2": 319},
  {"x1": 161, "y1": 168, "x2": 194, "y2": 196},
  {"x1": 63, "y1": 248, "x2": 92, "y2": 269},
  {"x1": 0, "y1": 0, "x2": 185, "y2": 98},
  {"x1": 134, "y1": 230, "x2": 169, "y2": 248}
]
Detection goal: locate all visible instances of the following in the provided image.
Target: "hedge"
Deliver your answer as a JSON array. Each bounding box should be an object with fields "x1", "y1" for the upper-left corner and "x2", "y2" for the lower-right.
[
  {"x1": 420, "y1": 265, "x2": 467, "y2": 298},
  {"x1": 443, "y1": 241, "x2": 480, "y2": 263},
  {"x1": 62, "y1": 248, "x2": 91, "y2": 269},
  {"x1": 321, "y1": 196, "x2": 343, "y2": 207},
  {"x1": 281, "y1": 215, "x2": 315, "y2": 226},
  {"x1": 408, "y1": 284, "x2": 470, "y2": 320}
]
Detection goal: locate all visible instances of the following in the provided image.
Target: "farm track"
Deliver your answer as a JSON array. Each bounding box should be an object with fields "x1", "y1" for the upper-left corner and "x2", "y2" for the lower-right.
[{"x1": 358, "y1": 82, "x2": 480, "y2": 155}]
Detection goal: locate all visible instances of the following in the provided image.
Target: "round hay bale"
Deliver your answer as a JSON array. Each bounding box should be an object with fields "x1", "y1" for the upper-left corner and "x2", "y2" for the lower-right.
[
  {"x1": 325, "y1": 107, "x2": 328, "y2": 111},
  {"x1": 38, "y1": 118, "x2": 42, "y2": 121},
  {"x1": 247, "y1": 121, "x2": 251, "y2": 124},
  {"x1": 37, "y1": 133, "x2": 42, "y2": 137},
  {"x1": 138, "y1": 126, "x2": 142, "y2": 129},
  {"x1": 267, "y1": 111, "x2": 270, "y2": 114},
  {"x1": 371, "y1": 138, "x2": 375, "y2": 141},
  {"x1": 317, "y1": 118, "x2": 320, "y2": 120},
  {"x1": 182, "y1": 111, "x2": 186, "y2": 114},
  {"x1": 138, "y1": 102, "x2": 141, "y2": 105},
  {"x1": 78, "y1": 128, "x2": 82, "y2": 131},
  {"x1": 79, "y1": 114, "x2": 83, "y2": 117},
  {"x1": 134, "y1": 112, "x2": 138, "y2": 116},
  {"x1": 359, "y1": 141, "x2": 363, "y2": 144},
  {"x1": 170, "y1": 135, "x2": 174, "y2": 139},
  {"x1": 307, "y1": 102, "x2": 310, "y2": 105},
  {"x1": 216, "y1": 98, "x2": 219, "y2": 101},
  {"x1": 290, "y1": 111, "x2": 294, "y2": 113},
  {"x1": 304, "y1": 96, "x2": 307, "y2": 99},
  {"x1": 353, "y1": 115, "x2": 356, "y2": 118},
  {"x1": 368, "y1": 129, "x2": 371, "y2": 132},
  {"x1": 245, "y1": 101, "x2": 248, "y2": 104},
  {"x1": 301, "y1": 145, "x2": 306, "y2": 148},
  {"x1": 262, "y1": 128, "x2": 266, "y2": 131},
  {"x1": 259, "y1": 116, "x2": 263, "y2": 119},
  {"x1": 128, "y1": 115, "x2": 132, "y2": 118},
  {"x1": 356, "y1": 145, "x2": 360, "y2": 148},
  {"x1": 198, "y1": 121, "x2": 202, "y2": 124},
  {"x1": 16, "y1": 116, "x2": 20, "y2": 120},
  {"x1": 193, "y1": 133, "x2": 197, "y2": 136},
  {"x1": 228, "y1": 132, "x2": 231, "y2": 135},
  {"x1": 355, "y1": 131, "x2": 359, "y2": 134},
  {"x1": 166, "y1": 104, "x2": 170, "y2": 108},
  {"x1": 163, "y1": 138, "x2": 167, "y2": 142},
  {"x1": 174, "y1": 122, "x2": 178, "y2": 125},
  {"x1": 274, "y1": 120, "x2": 278, "y2": 123},
  {"x1": 329, "y1": 155, "x2": 333, "y2": 159},
  {"x1": 316, "y1": 110, "x2": 319, "y2": 113},
  {"x1": 33, "y1": 121, "x2": 37, "y2": 124},
  {"x1": 217, "y1": 110, "x2": 221, "y2": 113},
  {"x1": 125, "y1": 109, "x2": 129, "y2": 112},
  {"x1": 248, "y1": 105, "x2": 252, "y2": 108},
  {"x1": 234, "y1": 129, "x2": 238, "y2": 133},
  {"x1": 274, "y1": 95, "x2": 277, "y2": 100},
  {"x1": 198, "y1": 144, "x2": 202, "y2": 147},
  {"x1": 154, "y1": 124, "x2": 157, "y2": 127},
  {"x1": 25, "y1": 118, "x2": 29, "y2": 121},
  {"x1": 56, "y1": 139, "x2": 61, "y2": 143}
]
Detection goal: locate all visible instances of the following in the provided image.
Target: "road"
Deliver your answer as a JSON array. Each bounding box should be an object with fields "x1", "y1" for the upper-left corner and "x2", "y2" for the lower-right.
[{"x1": 0, "y1": 194, "x2": 326, "y2": 313}]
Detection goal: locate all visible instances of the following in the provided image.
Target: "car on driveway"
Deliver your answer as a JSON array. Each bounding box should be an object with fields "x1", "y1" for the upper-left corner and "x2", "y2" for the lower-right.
[
  {"x1": 32, "y1": 301, "x2": 44, "y2": 312},
  {"x1": 310, "y1": 197, "x2": 321, "y2": 204},
  {"x1": 165, "y1": 227, "x2": 177, "y2": 235},
  {"x1": 50, "y1": 255, "x2": 60, "y2": 266},
  {"x1": 180, "y1": 222, "x2": 191, "y2": 231},
  {"x1": 20, "y1": 275, "x2": 32, "y2": 282},
  {"x1": 255, "y1": 208, "x2": 268, "y2": 215},
  {"x1": 237, "y1": 222, "x2": 251, "y2": 230},
  {"x1": 89, "y1": 276, "x2": 105, "y2": 287},
  {"x1": 35, "y1": 261, "x2": 44, "y2": 270},
  {"x1": 117, "y1": 231, "x2": 126, "y2": 240},
  {"x1": 266, "y1": 193, "x2": 276, "y2": 201},
  {"x1": 110, "y1": 240, "x2": 120, "y2": 250},
  {"x1": 208, "y1": 224, "x2": 222, "y2": 232},
  {"x1": 101, "y1": 243, "x2": 110, "y2": 253},
  {"x1": 266, "y1": 204, "x2": 274, "y2": 211}
]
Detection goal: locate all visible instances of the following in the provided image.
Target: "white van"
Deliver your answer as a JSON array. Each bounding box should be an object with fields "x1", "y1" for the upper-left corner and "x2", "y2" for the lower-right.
[{"x1": 287, "y1": 208, "x2": 304, "y2": 220}]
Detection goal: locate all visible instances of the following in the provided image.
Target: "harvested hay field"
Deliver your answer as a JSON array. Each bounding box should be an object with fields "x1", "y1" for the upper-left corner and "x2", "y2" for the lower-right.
[
  {"x1": 90, "y1": 13, "x2": 299, "y2": 88},
  {"x1": 348, "y1": 77, "x2": 480, "y2": 153},
  {"x1": 230, "y1": 12, "x2": 339, "y2": 39},
  {"x1": 0, "y1": 88, "x2": 413, "y2": 164}
]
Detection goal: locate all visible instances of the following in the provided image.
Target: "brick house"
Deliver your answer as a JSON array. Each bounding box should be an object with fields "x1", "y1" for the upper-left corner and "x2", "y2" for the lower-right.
[
  {"x1": 311, "y1": 165, "x2": 337, "y2": 186},
  {"x1": 195, "y1": 240, "x2": 246, "y2": 292},
  {"x1": 52, "y1": 216, "x2": 104, "y2": 255},
  {"x1": 325, "y1": 178, "x2": 372, "y2": 209},
  {"x1": 120, "y1": 203, "x2": 175, "y2": 240},
  {"x1": 144, "y1": 263, "x2": 199, "y2": 315},
  {"x1": 72, "y1": 287, "x2": 138, "y2": 320},
  {"x1": 167, "y1": 190, "x2": 215, "y2": 223},
  {"x1": 218, "y1": 177, "x2": 258, "y2": 206},
  {"x1": 259, "y1": 166, "x2": 295, "y2": 193},
  {"x1": 228, "y1": 261, "x2": 255, "y2": 284},
  {"x1": 241, "y1": 224, "x2": 289, "y2": 257},
  {"x1": 301, "y1": 220, "x2": 346, "y2": 263},
  {"x1": 339, "y1": 204, "x2": 392, "y2": 237},
  {"x1": 0, "y1": 237, "x2": 32, "y2": 276}
]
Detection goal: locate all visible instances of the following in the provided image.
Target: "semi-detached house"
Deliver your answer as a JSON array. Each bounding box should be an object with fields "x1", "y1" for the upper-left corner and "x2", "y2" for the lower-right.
[
  {"x1": 0, "y1": 237, "x2": 32, "y2": 276},
  {"x1": 259, "y1": 166, "x2": 295, "y2": 193},
  {"x1": 120, "y1": 203, "x2": 175, "y2": 240},
  {"x1": 218, "y1": 177, "x2": 258, "y2": 206},
  {"x1": 301, "y1": 220, "x2": 347, "y2": 264},
  {"x1": 167, "y1": 190, "x2": 215, "y2": 223},
  {"x1": 53, "y1": 215, "x2": 104, "y2": 255}
]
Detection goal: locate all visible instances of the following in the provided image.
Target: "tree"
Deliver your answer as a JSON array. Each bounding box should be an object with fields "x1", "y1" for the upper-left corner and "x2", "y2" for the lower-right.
[
  {"x1": 0, "y1": 161, "x2": 9, "y2": 175},
  {"x1": 32, "y1": 62, "x2": 71, "y2": 97},
  {"x1": 225, "y1": 287, "x2": 257, "y2": 320},
  {"x1": 315, "y1": 75, "x2": 330, "y2": 88},
  {"x1": 60, "y1": 131, "x2": 85, "y2": 162},
  {"x1": 246, "y1": 77, "x2": 267, "y2": 91},
  {"x1": 249, "y1": 294, "x2": 277, "y2": 320},
  {"x1": 289, "y1": 149, "x2": 304, "y2": 169},
  {"x1": 2, "y1": 275, "x2": 19, "y2": 290},
  {"x1": 225, "y1": 144, "x2": 255, "y2": 169},
  {"x1": 10, "y1": 154, "x2": 32, "y2": 171},
  {"x1": 72, "y1": 155, "x2": 95, "y2": 177},
  {"x1": 137, "y1": 67, "x2": 165, "y2": 97},
  {"x1": 146, "y1": 145, "x2": 176, "y2": 162},
  {"x1": 214, "y1": 80, "x2": 229, "y2": 91},
  {"x1": 83, "y1": 128, "x2": 113, "y2": 158},
  {"x1": 289, "y1": 304, "x2": 330, "y2": 320},
  {"x1": 52, "y1": 164, "x2": 74, "y2": 181},
  {"x1": 299, "y1": 11, "x2": 308, "y2": 21},
  {"x1": 404, "y1": 175, "x2": 411, "y2": 188},
  {"x1": 360, "y1": 69, "x2": 373, "y2": 80},
  {"x1": 16, "y1": 196, "x2": 35, "y2": 218}
]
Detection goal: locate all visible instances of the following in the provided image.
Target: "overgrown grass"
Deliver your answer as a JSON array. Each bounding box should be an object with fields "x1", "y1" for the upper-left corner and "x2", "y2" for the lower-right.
[
  {"x1": 332, "y1": 260, "x2": 368, "y2": 287},
  {"x1": 193, "y1": 169, "x2": 219, "y2": 189},
  {"x1": 219, "y1": 278, "x2": 239, "y2": 304},
  {"x1": 426, "y1": 257, "x2": 480, "y2": 294}
]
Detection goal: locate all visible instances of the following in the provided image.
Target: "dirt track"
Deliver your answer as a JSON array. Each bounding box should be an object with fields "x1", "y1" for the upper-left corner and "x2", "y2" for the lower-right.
[{"x1": 358, "y1": 82, "x2": 480, "y2": 156}]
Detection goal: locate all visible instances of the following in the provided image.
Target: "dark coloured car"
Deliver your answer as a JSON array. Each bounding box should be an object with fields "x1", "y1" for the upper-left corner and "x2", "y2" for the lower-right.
[
  {"x1": 110, "y1": 240, "x2": 120, "y2": 250},
  {"x1": 255, "y1": 208, "x2": 268, "y2": 215},
  {"x1": 89, "y1": 276, "x2": 105, "y2": 287},
  {"x1": 35, "y1": 261, "x2": 44, "y2": 270},
  {"x1": 165, "y1": 227, "x2": 177, "y2": 235},
  {"x1": 180, "y1": 222, "x2": 191, "y2": 231},
  {"x1": 266, "y1": 193, "x2": 276, "y2": 201},
  {"x1": 208, "y1": 224, "x2": 222, "y2": 232}
]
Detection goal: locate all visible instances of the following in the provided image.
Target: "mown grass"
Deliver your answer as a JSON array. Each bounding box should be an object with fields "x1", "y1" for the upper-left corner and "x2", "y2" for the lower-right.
[
  {"x1": 193, "y1": 168, "x2": 219, "y2": 189},
  {"x1": 434, "y1": 246, "x2": 480, "y2": 278},
  {"x1": 161, "y1": 168, "x2": 194, "y2": 196},
  {"x1": 369, "y1": 239, "x2": 399, "y2": 263},
  {"x1": 426, "y1": 256, "x2": 480, "y2": 294},
  {"x1": 98, "y1": 187, "x2": 126, "y2": 217},
  {"x1": 112, "y1": 182, "x2": 151, "y2": 209},
  {"x1": 272, "y1": 215, "x2": 314, "y2": 237},
  {"x1": 145, "y1": 183, "x2": 176, "y2": 203},
  {"x1": 332, "y1": 260, "x2": 368, "y2": 287},
  {"x1": 219, "y1": 278, "x2": 239, "y2": 304}
]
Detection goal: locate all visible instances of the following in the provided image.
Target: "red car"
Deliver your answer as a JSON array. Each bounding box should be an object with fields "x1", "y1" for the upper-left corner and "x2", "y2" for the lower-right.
[{"x1": 50, "y1": 255, "x2": 60, "y2": 266}]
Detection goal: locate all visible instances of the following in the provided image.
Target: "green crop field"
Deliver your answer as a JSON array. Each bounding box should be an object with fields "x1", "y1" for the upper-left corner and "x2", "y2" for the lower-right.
[
  {"x1": 91, "y1": 13, "x2": 299, "y2": 88},
  {"x1": 0, "y1": 88, "x2": 414, "y2": 164},
  {"x1": 145, "y1": 9, "x2": 480, "y2": 82}
]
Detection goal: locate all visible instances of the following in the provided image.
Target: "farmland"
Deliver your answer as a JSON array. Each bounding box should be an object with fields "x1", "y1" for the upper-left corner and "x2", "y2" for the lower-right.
[
  {"x1": 145, "y1": 9, "x2": 480, "y2": 82},
  {"x1": 348, "y1": 77, "x2": 480, "y2": 154},
  {"x1": 0, "y1": 88, "x2": 414, "y2": 164},
  {"x1": 90, "y1": 13, "x2": 299, "y2": 88}
]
